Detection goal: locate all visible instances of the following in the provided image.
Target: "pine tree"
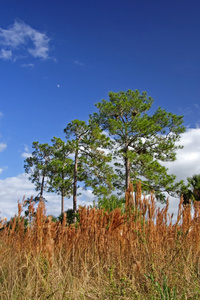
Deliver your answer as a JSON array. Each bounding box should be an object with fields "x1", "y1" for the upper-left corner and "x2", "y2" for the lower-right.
[
  {"x1": 24, "y1": 141, "x2": 53, "y2": 202},
  {"x1": 64, "y1": 119, "x2": 116, "y2": 215},
  {"x1": 91, "y1": 89, "x2": 185, "y2": 202},
  {"x1": 48, "y1": 137, "x2": 73, "y2": 214}
]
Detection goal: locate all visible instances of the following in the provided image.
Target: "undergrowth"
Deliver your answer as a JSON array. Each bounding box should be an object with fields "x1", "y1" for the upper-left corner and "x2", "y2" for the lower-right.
[{"x1": 1, "y1": 183, "x2": 200, "y2": 299}]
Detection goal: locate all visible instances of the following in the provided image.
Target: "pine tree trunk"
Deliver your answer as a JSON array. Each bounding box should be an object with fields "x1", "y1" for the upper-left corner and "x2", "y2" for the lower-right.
[
  {"x1": 61, "y1": 192, "x2": 64, "y2": 215},
  {"x1": 40, "y1": 175, "x2": 45, "y2": 202},
  {"x1": 125, "y1": 147, "x2": 130, "y2": 191},
  {"x1": 61, "y1": 171, "x2": 65, "y2": 214},
  {"x1": 73, "y1": 148, "x2": 78, "y2": 222}
]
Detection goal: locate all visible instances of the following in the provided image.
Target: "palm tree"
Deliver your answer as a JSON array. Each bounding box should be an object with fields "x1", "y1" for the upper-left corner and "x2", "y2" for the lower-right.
[{"x1": 181, "y1": 174, "x2": 200, "y2": 205}]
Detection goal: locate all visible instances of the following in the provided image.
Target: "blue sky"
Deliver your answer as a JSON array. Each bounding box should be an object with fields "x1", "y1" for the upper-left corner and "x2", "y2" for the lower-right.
[{"x1": 0, "y1": 0, "x2": 200, "y2": 219}]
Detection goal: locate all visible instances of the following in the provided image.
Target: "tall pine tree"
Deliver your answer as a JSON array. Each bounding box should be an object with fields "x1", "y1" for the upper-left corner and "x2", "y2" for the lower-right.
[
  {"x1": 64, "y1": 119, "x2": 116, "y2": 215},
  {"x1": 91, "y1": 89, "x2": 185, "y2": 202},
  {"x1": 24, "y1": 141, "x2": 53, "y2": 202},
  {"x1": 48, "y1": 137, "x2": 73, "y2": 214}
]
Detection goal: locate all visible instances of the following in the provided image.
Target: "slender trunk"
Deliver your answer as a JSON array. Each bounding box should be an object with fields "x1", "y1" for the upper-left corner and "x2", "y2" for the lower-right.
[
  {"x1": 73, "y1": 148, "x2": 78, "y2": 222},
  {"x1": 40, "y1": 175, "x2": 45, "y2": 202},
  {"x1": 61, "y1": 171, "x2": 65, "y2": 215},
  {"x1": 124, "y1": 147, "x2": 130, "y2": 191},
  {"x1": 61, "y1": 191, "x2": 64, "y2": 215}
]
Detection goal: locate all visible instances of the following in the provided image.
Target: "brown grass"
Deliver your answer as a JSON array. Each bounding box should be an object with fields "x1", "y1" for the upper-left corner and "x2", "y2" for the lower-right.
[{"x1": 1, "y1": 183, "x2": 200, "y2": 299}]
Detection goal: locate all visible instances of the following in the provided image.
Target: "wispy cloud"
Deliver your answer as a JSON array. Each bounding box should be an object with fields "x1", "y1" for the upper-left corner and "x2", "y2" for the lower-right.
[
  {"x1": 0, "y1": 166, "x2": 8, "y2": 175},
  {"x1": 74, "y1": 59, "x2": 86, "y2": 67},
  {"x1": 194, "y1": 103, "x2": 200, "y2": 109},
  {"x1": 21, "y1": 63, "x2": 34, "y2": 68},
  {"x1": 0, "y1": 20, "x2": 53, "y2": 62},
  {"x1": 178, "y1": 103, "x2": 200, "y2": 117},
  {"x1": 0, "y1": 49, "x2": 12, "y2": 60},
  {"x1": 0, "y1": 112, "x2": 3, "y2": 118},
  {"x1": 21, "y1": 152, "x2": 32, "y2": 159},
  {"x1": 0, "y1": 143, "x2": 7, "y2": 152},
  {"x1": 21, "y1": 144, "x2": 32, "y2": 158}
]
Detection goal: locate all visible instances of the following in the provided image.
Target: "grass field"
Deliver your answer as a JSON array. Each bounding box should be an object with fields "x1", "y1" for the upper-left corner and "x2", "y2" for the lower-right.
[{"x1": 1, "y1": 183, "x2": 200, "y2": 299}]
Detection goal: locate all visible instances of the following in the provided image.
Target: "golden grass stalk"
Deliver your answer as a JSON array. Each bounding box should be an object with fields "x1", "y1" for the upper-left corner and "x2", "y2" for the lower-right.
[{"x1": 1, "y1": 185, "x2": 200, "y2": 299}]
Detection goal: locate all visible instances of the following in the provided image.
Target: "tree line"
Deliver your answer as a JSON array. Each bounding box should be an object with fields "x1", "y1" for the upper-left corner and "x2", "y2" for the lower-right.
[{"x1": 24, "y1": 89, "x2": 187, "y2": 215}]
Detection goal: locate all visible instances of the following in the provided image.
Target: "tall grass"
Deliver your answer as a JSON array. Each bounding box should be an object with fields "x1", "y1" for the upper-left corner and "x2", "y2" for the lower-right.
[{"x1": 1, "y1": 183, "x2": 200, "y2": 299}]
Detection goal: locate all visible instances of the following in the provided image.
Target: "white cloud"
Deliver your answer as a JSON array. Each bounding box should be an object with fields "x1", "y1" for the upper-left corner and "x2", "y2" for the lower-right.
[
  {"x1": 21, "y1": 144, "x2": 32, "y2": 158},
  {"x1": 154, "y1": 128, "x2": 200, "y2": 220},
  {"x1": 24, "y1": 144, "x2": 29, "y2": 152},
  {"x1": 0, "y1": 166, "x2": 8, "y2": 175},
  {"x1": 21, "y1": 152, "x2": 32, "y2": 159},
  {"x1": 0, "y1": 173, "x2": 94, "y2": 220},
  {"x1": 0, "y1": 112, "x2": 3, "y2": 118},
  {"x1": 0, "y1": 173, "x2": 35, "y2": 218},
  {"x1": 0, "y1": 49, "x2": 12, "y2": 60},
  {"x1": 0, "y1": 20, "x2": 52, "y2": 61},
  {"x1": 163, "y1": 128, "x2": 200, "y2": 182},
  {"x1": 0, "y1": 143, "x2": 6, "y2": 152}
]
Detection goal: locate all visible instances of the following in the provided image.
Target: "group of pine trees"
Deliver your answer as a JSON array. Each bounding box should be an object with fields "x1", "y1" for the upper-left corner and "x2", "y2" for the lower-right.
[{"x1": 24, "y1": 89, "x2": 188, "y2": 215}]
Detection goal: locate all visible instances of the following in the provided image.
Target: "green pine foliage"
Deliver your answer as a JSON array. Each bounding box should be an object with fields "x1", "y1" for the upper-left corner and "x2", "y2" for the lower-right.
[
  {"x1": 24, "y1": 89, "x2": 186, "y2": 212},
  {"x1": 91, "y1": 89, "x2": 185, "y2": 202},
  {"x1": 24, "y1": 142, "x2": 53, "y2": 200}
]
